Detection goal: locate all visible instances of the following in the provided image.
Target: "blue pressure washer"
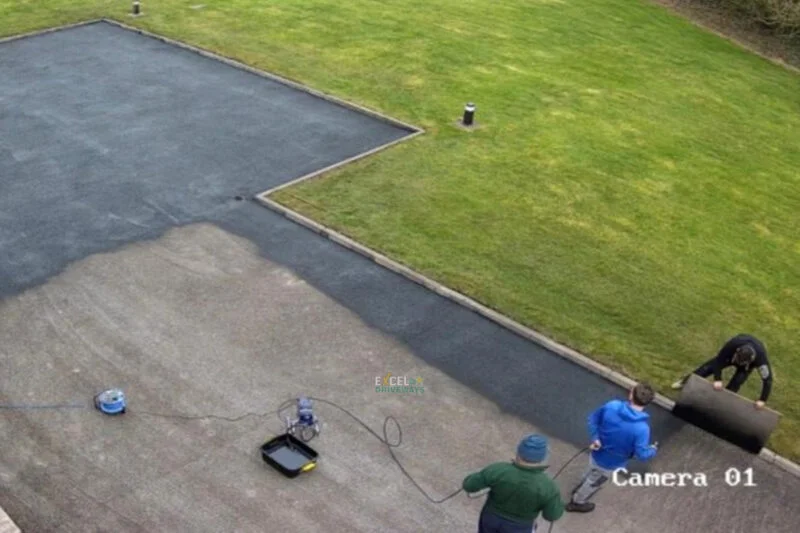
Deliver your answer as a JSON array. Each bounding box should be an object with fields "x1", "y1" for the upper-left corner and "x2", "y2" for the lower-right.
[
  {"x1": 94, "y1": 388, "x2": 127, "y2": 415},
  {"x1": 284, "y1": 396, "x2": 320, "y2": 443},
  {"x1": 260, "y1": 397, "x2": 322, "y2": 477}
]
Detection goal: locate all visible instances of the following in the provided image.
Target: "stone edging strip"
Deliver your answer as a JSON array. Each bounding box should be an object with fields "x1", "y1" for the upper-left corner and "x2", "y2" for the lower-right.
[
  {"x1": 256, "y1": 193, "x2": 800, "y2": 480},
  {"x1": 0, "y1": 18, "x2": 103, "y2": 44},
  {"x1": 1, "y1": 18, "x2": 422, "y2": 138},
  {"x1": 100, "y1": 18, "x2": 423, "y2": 137}
]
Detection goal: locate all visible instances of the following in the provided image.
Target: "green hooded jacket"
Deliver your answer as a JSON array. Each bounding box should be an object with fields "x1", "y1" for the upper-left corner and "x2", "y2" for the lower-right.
[{"x1": 462, "y1": 461, "x2": 565, "y2": 523}]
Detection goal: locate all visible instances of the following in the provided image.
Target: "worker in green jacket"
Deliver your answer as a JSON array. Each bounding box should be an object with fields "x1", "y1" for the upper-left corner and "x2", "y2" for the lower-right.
[{"x1": 463, "y1": 434, "x2": 565, "y2": 533}]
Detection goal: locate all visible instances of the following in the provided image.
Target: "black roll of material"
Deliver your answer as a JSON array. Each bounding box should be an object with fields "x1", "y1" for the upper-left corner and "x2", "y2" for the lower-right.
[{"x1": 673, "y1": 375, "x2": 781, "y2": 454}]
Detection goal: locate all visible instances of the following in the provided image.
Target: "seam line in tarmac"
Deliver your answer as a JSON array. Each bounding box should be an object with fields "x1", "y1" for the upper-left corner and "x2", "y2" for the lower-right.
[{"x1": 256, "y1": 193, "x2": 800, "y2": 480}]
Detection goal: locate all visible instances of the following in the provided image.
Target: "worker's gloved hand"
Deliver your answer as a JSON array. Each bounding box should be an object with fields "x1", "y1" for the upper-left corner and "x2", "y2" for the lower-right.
[
  {"x1": 589, "y1": 440, "x2": 601, "y2": 451},
  {"x1": 755, "y1": 401, "x2": 766, "y2": 410},
  {"x1": 712, "y1": 381, "x2": 724, "y2": 391},
  {"x1": 650, "y1": 441, "x2": 659, "y2": 450}
]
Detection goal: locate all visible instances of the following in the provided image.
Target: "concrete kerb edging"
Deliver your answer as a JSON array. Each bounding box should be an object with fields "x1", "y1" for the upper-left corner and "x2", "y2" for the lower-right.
[
  {"x1": 255, "y1": 194, "x2": 675, "y2": 408},
  {"x1": 0, "y1": 18, "x2": 104, "y2": 44},
  {"x1": 101, "y1": 18, "x2": 423, "y2": 135},
  {"x1": 263, "y1": 128, "x2": 424, "y2": 197},
  {"x1": 256, "y1": 195, "x2": 800, "y2": 479},
  {"x1": 0, "y1": 18, "x2": 422, "y2": 135}
]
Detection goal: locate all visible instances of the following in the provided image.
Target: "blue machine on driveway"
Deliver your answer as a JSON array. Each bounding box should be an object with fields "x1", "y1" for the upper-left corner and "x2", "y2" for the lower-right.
[{"x1": 94, "y1": 389, "x2": 127, "y2": 415}]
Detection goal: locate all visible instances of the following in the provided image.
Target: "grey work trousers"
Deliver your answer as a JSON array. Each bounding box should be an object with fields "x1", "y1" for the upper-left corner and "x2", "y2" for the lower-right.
[{"x1": 570, "y1": 457, "x2": 617, "y2": 504}]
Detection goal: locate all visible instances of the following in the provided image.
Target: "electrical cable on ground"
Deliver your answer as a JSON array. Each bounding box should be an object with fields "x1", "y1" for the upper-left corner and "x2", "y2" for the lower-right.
[
  {"x1": 2, "y1": 394, "x2": 590, "y2": 530},
  {"x1": 134, "y1": 410, "x2": 272, "y2": 423},
  {"x1": 546, "y1": 446, "x2": 589, "y2": 533},
  {"x1": 301, "y1": 396, "x2": 468, "y2": 503},
  {"x1": 0, "y1": 403, "x2": 87, "y2": 410},
  {"x1": 285, "y1": 397, "x2": 589, "y2": 531}
]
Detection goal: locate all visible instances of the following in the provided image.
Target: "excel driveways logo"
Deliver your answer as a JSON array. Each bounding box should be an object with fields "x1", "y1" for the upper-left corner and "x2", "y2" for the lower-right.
[{"x1": 375, "y1": 373, "x2": 424, "y2": 394}]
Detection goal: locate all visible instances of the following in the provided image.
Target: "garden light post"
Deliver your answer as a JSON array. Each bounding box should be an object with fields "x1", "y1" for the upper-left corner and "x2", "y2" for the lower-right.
[{"x1": 462, "y1": 102, "x2": 476, "y2": 127}]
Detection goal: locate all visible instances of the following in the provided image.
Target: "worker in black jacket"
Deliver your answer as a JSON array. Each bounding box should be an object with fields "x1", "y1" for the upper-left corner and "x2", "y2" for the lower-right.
[{"x1": 672, "y1": 334, "x2": 772, "y2": 409}]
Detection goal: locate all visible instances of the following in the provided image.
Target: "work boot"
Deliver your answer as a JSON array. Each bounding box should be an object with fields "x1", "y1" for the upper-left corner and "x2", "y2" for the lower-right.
[{"x1": 565, "y1": 501, "x2": 595, "y2": 513}]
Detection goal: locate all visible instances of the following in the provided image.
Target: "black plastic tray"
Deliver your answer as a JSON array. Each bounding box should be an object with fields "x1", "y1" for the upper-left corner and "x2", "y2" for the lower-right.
[{"x1": 261, "y1": 433, "x2": 318, "y2": 478}]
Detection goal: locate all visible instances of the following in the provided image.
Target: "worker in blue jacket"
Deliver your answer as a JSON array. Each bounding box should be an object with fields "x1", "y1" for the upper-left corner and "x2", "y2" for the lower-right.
[{"x1": 566, "y1": 383, "x2": 658, "y2": 513}]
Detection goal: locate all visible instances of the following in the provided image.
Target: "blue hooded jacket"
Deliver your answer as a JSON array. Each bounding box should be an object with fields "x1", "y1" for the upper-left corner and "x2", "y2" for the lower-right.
[{"x1": 588, "y1": 399, "x2": 656, "y2": 470}]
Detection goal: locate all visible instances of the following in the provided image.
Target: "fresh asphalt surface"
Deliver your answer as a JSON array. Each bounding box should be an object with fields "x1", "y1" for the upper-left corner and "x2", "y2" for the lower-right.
[
  {"x1": 0, "y1": 21, "x2": 408, "y2": 298},
  {"x1": 1, "y1": 21, "x2": 798, "y2": 532}
]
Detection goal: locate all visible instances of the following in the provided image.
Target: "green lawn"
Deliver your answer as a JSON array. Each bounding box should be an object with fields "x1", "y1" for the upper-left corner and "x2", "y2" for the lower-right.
[{"x1": 3, "y1": 0, "x2": 799, "y2": 460}]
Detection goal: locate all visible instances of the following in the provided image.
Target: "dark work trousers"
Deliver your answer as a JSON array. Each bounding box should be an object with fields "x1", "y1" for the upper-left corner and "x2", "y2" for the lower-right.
[
  {"x1": 478, "y1": 506, "x2": 536, "y2": 533},
  {"x1": 693, "y1": 359, "x2": 751, "y2": 392}
]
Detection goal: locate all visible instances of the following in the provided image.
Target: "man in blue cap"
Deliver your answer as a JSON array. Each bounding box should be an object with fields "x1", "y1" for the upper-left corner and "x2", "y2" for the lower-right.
[
  {"x1": 463, "y1": 434, "x2": 564, "y2": 532},
  {"x1": 566, "y1": 383, "x2": 659, "y2": 513}
]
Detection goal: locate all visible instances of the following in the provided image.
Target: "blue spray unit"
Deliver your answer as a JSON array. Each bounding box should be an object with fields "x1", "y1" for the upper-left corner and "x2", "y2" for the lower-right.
[
  {"x1": 94, "y1": 389, "x2": 127, "y2": 415},
  {"x1": 284, "y1": 396, "x2": 320, "y2": 443},
  {"x1": 260, "y1": 396, "x2": 321, "y2": 478}
]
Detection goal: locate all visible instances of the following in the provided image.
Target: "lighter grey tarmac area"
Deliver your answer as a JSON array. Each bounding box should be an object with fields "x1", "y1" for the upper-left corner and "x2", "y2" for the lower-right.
[{"x1": 1, "y1": 225, "x2": 797, "y2": 533}]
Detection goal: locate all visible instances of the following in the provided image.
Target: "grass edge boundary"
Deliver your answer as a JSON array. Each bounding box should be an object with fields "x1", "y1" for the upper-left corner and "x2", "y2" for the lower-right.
[{"x1": 256, "y1": 192, "x2": 800, "y2": 479}]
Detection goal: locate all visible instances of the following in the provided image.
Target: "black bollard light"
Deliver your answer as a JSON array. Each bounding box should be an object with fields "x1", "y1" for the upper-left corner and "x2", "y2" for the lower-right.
[
  {"x1": 132, "y1": 1, "x2": 141, "y2": 16},
  {"x1": 462, "y1": 102, "x2": 476, "y2": 127}
]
